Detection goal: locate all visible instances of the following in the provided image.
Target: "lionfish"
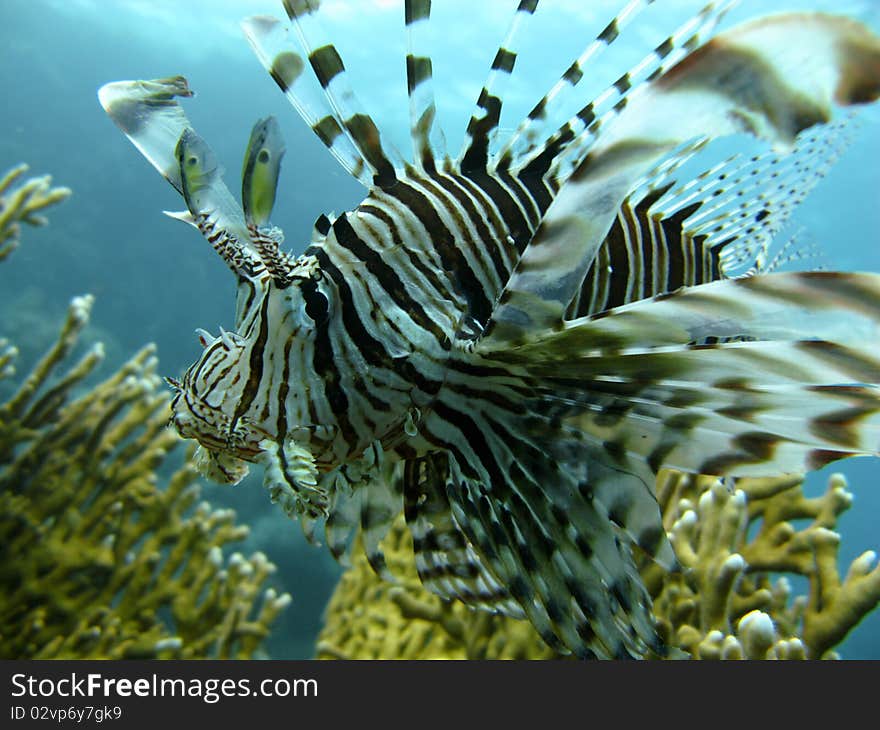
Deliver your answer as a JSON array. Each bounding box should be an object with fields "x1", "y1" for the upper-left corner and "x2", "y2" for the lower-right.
[{"x1": 99, "y1": 0, "x2": 880, "y2": 659}]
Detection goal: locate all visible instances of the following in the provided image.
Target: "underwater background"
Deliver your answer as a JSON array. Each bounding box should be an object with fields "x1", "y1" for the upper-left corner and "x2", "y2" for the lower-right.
[{"x1": 1, "y1": 0, "x2": 878, "y2": 659}]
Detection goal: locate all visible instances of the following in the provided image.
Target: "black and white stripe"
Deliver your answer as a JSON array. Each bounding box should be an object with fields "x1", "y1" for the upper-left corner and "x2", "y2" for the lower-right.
[
  {"x1": 101, "y1": 0, "x2": 880, "y2": 660},
  {"x1": 405, "y1": 0, "x2": 446, "y2": 168},
  {"x1": 458, "y1": 0, "x2": 540, "y2": 174}
]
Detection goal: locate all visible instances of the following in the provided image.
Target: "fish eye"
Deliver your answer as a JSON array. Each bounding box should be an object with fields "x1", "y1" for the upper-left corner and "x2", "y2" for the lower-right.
[
  {"x1": 187, "y1": 155, "x2": 198, "y2": 166},
  {"x1": 257, "y1": 148, "x2": 270, "y2": 163}
]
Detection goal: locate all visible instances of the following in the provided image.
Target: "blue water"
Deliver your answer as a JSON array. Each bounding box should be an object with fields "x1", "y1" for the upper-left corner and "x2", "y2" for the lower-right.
[{"x1": 1, "y1": 0, "x2": 878, "y2": 659}]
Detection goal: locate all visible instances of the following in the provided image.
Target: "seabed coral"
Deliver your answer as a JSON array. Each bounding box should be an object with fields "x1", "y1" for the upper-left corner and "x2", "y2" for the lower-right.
[
  {"x1": 0, "y1": 163, "x2": 70, "y2": 262},
  {"x1": 318, "y1": 470, "x2": 880, "y2": 660},
  {"x1": 0, "y1": 165, "x2": 290, "y2": 658},
  {"x1": 317, "y1": 517, "x2": 556, "y2": 660}
]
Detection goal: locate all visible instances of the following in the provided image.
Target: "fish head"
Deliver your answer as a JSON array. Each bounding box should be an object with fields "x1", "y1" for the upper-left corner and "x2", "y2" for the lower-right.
[
  {"x1": 166, "y1": 260, "x2": 335, "y2": 485},
  {"x1": 166, "y1": 326, "x2": 267, "y2": 483}
]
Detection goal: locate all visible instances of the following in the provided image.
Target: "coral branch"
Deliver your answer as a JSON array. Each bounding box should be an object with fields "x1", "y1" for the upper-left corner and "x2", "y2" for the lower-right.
[
  {"x1": 1, "y1": 168, "x2": 289, "y2": 657},
  {"x1": 0, "y1": 164, "x2": 70, "y2": 261},
  {"x1": 317, "y1": 469, "x2": 879, "y2": 660}
]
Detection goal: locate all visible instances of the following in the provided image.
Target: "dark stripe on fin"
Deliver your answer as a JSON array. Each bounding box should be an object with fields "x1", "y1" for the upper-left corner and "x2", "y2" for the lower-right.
[
  {"x1": 283, "y1": 0, "x2": 320, "y2": 20},
  {"x1": 313, "y1": 115, "x2": 344, "y2": 147},
  {"x1": 406, "y1": 55, "x2": 432, "y2": 95},
  {"x1": 309, "y1": 44, "x2": 345, "y2": 89},
  {"x1": 346, "y1": 114, "x2": 397, "y2": 188},
  {"x1": 405, "y1": 0, "x2": 430, "y2": 24},
  {"x1": 270, "y1": 51, "x2": 304, "y2": 92},
  {"x1": 492, "y1": 49, "x2": 517, "y2": 73},
  {"x1": 598, "y1": 18, "x2": 620, "y2": 44}
]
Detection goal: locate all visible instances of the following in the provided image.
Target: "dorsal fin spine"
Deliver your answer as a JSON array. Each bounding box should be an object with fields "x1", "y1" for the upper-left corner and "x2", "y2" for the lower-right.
[
  {"x1": 495, "y1": 0, "x2": 656, "y2": 173},
  {"x1": 405, "y1": 0, "x2": 447, "y2": 170},
  {"x1": 459, "y1": 0, "x2": 541, "y2": 174},
  {"x1": 520, "y1": 0, "x2": 737, "y2": 184},
  {"x1": 241, "y1": 15, "x2": 375, "y2": 187},
  {"x1": 285, "y1": 3, "x2": 402, "y2": 188}
]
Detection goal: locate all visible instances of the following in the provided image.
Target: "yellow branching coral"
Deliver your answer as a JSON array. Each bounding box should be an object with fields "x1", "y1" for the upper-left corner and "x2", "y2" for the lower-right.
[
  {"x1": 0, "y1": 164, "x2": 70, "y2": 262},
  {"x1": 318, "y1": 470, "x2": 880, "y2": 660},
  {"x1": 1, "y1": 175, "x2": 290, "y2": 658},
  {"x1": 650, "y1": 470, "x2": 880, "y2": 659},
  {"x1": 0, "y1": 295, "x2": 291, "y2": 658},
  {"x1": 316, "y1": 517, "x2": 556, "y2": 660}
]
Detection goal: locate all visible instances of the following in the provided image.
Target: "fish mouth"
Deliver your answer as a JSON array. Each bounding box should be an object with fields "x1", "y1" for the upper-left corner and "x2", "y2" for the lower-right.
[{"x1": 169, "y1": 396, "x2": 268, "y2": 462}]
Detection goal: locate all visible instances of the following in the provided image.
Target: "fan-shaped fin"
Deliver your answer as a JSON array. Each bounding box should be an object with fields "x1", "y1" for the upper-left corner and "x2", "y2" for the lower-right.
[
  {"x1": 403, "y1": 453, "x2": 525, "y2": 616},
  {"x1": 533, "y1": 360, "x2": 880, "y2": 476},
  {"x1": 495, "y1": 0, "x2": 657, "y2": 172},
  {"x1": 567, "y1": 119, "x2": 849, "y2": 318},
  {"x1": 552, "y1": 272, "x2": 880, "y2": 354},
  {"x1": 422, "y1": 417, "x2": 663, "y2": 659},
  {"x1": 484, "y1": 12, "x2": 880, "y2": 344},
  {"x1": 655, "y1": 119, "x2": 848, "y2": 275},
  {"x1": 482, "y1": 272, "x2": 880, "y2": 478}
]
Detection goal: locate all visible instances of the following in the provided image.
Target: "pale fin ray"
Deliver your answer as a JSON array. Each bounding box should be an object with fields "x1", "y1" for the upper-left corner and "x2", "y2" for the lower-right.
[
  {"x1": 241, "y1": 15, "x2": 375, "y2": 187},
  {"x1": 495, "y1": 0, "x2": 657, "y2": 171},
  {"x1": 655, "y1": 120, "x2": 849, "y2": 275},
  {"x1": 458, "y1": 0, "x2": 540, "y2": 173},
  {"x1": 405, "y1": 0, "x2": 447, "y2": 168},
  {"x1": 283, "y1": 2, "x2": 405, "y2": 187},
  {"x1": 484, "y1": 13, "x2": 880, "y2": 343}
]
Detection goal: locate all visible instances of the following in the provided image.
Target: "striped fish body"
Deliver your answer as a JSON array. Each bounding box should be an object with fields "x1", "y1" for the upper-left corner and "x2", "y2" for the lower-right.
[
  {"x1": 100, "y1": 1, "x2": 880, "y2": 659},
  {"x1": 173, "y1": 165, "x2": 544, "y2": 472}
]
